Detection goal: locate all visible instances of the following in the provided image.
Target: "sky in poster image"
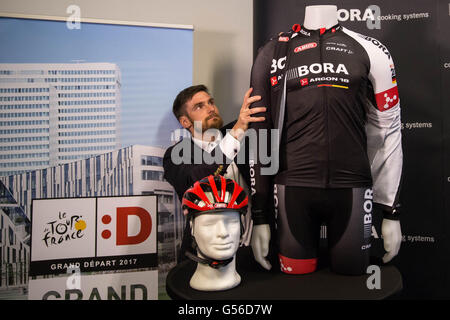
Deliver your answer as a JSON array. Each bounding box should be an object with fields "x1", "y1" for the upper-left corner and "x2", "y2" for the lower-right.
[{"x1": 0, "y1": 17, "x2": 192, "y2": 148}]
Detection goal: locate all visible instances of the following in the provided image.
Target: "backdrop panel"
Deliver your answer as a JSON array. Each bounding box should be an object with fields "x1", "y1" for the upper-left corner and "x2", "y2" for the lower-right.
[
  {"x1": 438, "y1": 0, "x2": 450, "y2": 295},
  {"x1": 254, "y1": 0, "x2": 448, "y2": 298}
]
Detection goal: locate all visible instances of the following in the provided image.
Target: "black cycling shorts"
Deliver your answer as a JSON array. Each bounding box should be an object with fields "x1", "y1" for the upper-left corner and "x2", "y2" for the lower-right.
[{"x1": 274, "y1": 185, "x2": 373, "y2": 275}]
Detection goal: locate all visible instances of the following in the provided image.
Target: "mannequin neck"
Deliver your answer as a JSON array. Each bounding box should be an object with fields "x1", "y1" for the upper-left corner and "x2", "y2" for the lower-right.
[
  {"x1": 303, "y1": 5, "x2": 338, "y2": 30},
  {"x1": 189, "y1": 256, "x2": 241, "y2": 291}
]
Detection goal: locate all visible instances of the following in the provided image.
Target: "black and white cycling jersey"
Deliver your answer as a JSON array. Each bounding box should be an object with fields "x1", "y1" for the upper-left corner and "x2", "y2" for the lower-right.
[{"x1": 249, "y1": 24, "x2": 403, "y2": 225}]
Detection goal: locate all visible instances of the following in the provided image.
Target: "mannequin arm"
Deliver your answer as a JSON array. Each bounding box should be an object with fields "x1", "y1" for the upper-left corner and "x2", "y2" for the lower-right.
[
  {"x1": 250, "y1": 224, "x2": 272, "y2": 270},
  {"x1": 381, "y1": 218, "x2": 402, "y2": 263}
]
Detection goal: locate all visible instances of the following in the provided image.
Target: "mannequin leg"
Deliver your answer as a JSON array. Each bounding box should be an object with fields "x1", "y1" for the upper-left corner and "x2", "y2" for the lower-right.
[
  {"x1": 276, "y1": 185, "x2": 321, "y2": 274},
  {"x1": 328, "y1": 187, "x2": 372, "y2": 275}
]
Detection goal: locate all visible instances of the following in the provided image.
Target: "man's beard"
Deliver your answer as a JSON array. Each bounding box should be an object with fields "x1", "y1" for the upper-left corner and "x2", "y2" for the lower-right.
[
  {"x1": 204, "y1": 113, "x2": 223, "y2": 130},
  {"x1": 189, "y1": 113, "x2": 224, "y2": 133}
]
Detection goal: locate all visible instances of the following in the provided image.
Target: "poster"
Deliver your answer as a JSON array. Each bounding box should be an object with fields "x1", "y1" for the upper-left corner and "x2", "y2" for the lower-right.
[
  {"x1": 0, "y1": 13, "x2": 192, "y2": 300},
  {"x1": 30, "y1": 196, "x2": 158, "y2": 276}
]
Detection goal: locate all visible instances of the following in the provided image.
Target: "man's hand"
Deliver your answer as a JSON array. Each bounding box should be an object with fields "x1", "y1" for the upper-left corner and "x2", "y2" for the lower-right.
[
  {"x1": 230, "y1": 88, "x2": 266, "y2": 141},
  {"x1": 251, "y1": 224, "x2": 272, "y2": 270},
  {"x1": 382, "y1": 219, "x2": 402, "y2": 263}
]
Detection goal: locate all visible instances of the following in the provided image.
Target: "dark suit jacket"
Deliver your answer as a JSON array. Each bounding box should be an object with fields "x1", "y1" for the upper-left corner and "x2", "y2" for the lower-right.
[
  {"x1": 163, "y1": 121, "x2": 250, "y2": 201},
  {"x1": 163, "y1": 121, "x2": 250, "y2": 262}
]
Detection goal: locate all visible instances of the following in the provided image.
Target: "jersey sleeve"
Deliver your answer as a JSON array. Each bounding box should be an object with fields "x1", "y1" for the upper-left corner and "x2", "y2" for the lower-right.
[
  {"x1": 343, "y1": 28, "x2": 403, "y2": 217},
  {"x1": 248, "y1": 39, "x2": 276, "y2": 225}
]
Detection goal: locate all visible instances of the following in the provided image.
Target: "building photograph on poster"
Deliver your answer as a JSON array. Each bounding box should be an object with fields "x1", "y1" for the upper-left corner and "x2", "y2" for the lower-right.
[{"x1": 0, "y1": 10, "x2": 192, "y2": 300}]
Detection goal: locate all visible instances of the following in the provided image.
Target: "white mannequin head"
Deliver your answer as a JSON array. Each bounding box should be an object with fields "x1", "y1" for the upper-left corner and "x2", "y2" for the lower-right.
[
  {"x1": 188, "y1": 210, "x2": 243, "y2": 291},
  {"x1": 181, "y1": 174, "x2": 249, "y2": 291},
  {"x1": 191, "y1": 210, "x2": 241, "y2": 262}
]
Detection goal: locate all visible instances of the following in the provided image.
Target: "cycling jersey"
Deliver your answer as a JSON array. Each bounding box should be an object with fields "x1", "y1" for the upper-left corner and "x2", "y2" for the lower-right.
[{"x1": 249, "y1": 24, "x2": 403, "y2": 225}]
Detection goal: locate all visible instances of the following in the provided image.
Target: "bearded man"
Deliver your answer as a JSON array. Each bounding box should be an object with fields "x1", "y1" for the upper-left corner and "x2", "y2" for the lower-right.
[{"x1": 163, "y1": 84, "x2": 265, "y2": 261}]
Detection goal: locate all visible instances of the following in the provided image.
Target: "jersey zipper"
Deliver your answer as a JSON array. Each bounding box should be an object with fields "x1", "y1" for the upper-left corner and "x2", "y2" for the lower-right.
[{"x1": 319, "y1": 32, "x2": 331, "y2": 187}]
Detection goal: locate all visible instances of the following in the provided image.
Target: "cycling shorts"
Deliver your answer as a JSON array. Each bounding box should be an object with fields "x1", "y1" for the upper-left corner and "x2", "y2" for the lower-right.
[{"x1": 275, "y1": 184, "x2": 373, "y2": 275}]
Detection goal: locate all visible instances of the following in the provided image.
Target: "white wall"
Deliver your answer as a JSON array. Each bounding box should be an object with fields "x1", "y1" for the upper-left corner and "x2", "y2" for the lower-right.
[{"x1": 0, "y1": 0, "x2": 253, "y2": 123}]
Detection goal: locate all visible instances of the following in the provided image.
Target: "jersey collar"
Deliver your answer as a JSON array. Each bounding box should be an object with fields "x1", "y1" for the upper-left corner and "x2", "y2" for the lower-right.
[{"x1": 292, "y1": 23, "x2": 342, "y2": 38}]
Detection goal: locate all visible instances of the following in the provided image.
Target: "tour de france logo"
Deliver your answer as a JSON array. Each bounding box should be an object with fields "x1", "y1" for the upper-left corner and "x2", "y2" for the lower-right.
[{"x1": 42, "y1": 211, "x2": 87, "y2": 247}]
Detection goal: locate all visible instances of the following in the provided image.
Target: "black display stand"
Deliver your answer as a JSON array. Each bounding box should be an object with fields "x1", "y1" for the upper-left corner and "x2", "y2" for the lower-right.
[{"x1": 166, "y1": 246, "x2": 402, "y2": 300}]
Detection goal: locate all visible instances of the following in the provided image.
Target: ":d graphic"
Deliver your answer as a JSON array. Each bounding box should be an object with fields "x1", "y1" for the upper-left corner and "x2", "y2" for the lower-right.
[{"x1": 116, "y1": 207, "x2": 152, "y2": 246}]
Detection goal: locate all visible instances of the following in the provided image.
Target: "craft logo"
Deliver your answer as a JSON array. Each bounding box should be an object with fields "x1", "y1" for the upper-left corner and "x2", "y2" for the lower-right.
[
  {"x1": 325, "y1": 44, "x2": 354, "y2": 55},
  {"x1": 42, "y1": 211, "x2": 86, "y2": 247},
  {"x1": 294, "y1": 42, "x2": 317, "y2": 53},
  {"x1": 278, "y1": 36, "x2": 289, "y2": 42}
]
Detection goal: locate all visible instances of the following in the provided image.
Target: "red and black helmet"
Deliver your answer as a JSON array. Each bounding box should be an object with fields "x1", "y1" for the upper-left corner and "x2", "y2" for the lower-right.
[{"x1": 182, "y1": 175, "x2": 248, "y2": 218}]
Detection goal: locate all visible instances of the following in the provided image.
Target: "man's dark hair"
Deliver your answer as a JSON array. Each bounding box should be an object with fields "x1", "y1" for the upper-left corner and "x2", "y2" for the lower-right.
[{"x1": 172, "y1": 85, "x2": 209, "y2": 120}]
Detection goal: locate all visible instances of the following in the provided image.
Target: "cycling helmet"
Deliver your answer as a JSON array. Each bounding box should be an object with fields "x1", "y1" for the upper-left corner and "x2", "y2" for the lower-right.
[
  {"x1": 182, "y1": 174, "x2": 248, "y2": 268},
  {"x1": 182, "y1": 174, "x2": 248, "y2": 218}
]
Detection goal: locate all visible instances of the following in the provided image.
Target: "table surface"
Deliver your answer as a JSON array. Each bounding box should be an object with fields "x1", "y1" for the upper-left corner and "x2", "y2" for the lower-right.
[{"x1": 166, "y1": 246, "x2": 403, "y2": 300}]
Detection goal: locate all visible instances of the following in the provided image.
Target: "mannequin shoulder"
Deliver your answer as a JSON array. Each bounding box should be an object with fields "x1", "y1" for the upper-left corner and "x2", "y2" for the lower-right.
[
  {"x1": 341, "y1": 27, "x2": 394, "y2": 62},
  {"x1": 255, "y1": 37, "x2": 277, "y2": 57},
  {"x1": 255, "y1": 29, "x2": 293, "y2": 55}
]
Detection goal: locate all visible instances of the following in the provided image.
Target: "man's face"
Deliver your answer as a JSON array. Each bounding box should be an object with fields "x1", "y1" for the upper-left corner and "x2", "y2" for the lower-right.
[{"x1": 181, "y1": 91, "x2": 224, "y2": 134}]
